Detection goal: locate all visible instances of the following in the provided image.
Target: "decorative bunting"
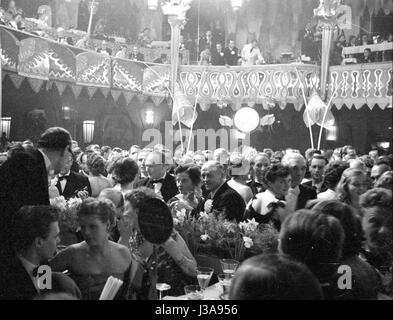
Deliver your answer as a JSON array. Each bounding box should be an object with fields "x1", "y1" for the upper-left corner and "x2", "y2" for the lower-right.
[
  {"x1": 123, "y1": 92, "x2": 135, "y2": 105},
  {"x1": 8, "y1": 73, "x2": 24, "y2": 89},
  {"x1": 55, "y1": 82, "x2": 68, "y2": 96},
  {"x1": 110, "y1": 90, "x2": 123, "y2": 103},
  {"x1": 151, "y1": 95, "x2": 165, "y2": 107},
  {"x1": 46, "y1": 81, "x2": 54, "y2": 91},
  {"x1": 86, "y1": 86, "x2": 98, "y2": 99},
  {"x1": 100, "y1": 87, "x2": 110, "y2": 98},
  {"x1": 137, "y1": 94, "x2": 148, "y2": 104},
  {"x1": 70, "y1": 85, "x2": 84, "y2": 99},
  {"x1": 27, "y1": 78, "x2": 44, "y2": 93}
]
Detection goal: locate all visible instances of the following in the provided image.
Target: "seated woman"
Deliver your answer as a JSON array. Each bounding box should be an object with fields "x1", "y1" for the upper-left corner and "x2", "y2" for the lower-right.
[
  {"x1": 168, "y1": 164, "x2": 203, "y2": 215},
  {"x1": 229, "y1": 254, "x2": 323, "y2": 300},
  {"x1": 244, "y1": 165, "x2": 291, "y2": 229},
  {"x1": 359, "y1": 188, "x2": 392, "y2": 297},
  {"x1": 111, "y1": 157, "x2": 139, "y2": 194},
  {"x1": 50, "y1": 198, "x2": 132, "y2": 300},
  {"x1": 87, "y1": 154, "x2": 113, "y2": 197},
  {"x1": 279, "y1": 209, "x2": 345, "y2": 299},
  {"x1": 118, "y1": 187, "x2": 197, "y2": 298},
  {"x1": 310, "y1": 200, "x2": 380, "y2": 299}
]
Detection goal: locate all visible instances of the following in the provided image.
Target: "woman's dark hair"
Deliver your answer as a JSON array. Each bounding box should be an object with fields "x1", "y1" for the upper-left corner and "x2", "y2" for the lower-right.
[
  {"x1": 87, "y1": 153, "x2": 106, "y2": 176},
  {"x1": 263, "y1": 164, "x2": 290, "y2": 185},
  {"x1": 229, "y1": 254, "x2": 323, "y2": 300},
  {"x1": 77, "y1": 198, "x2": 116, "y2": 227},
  {"x1": 112, "y1": 157, "x2": 139, "y2": 186},
  {"x1": 311, "y1": 200, "x2": 363, "y2": 258},
  {"x1": 323, "y1": 161, "x2": 348, "y2": 190},
  {"x1": 174, "y1": 164, "x2": 201, "y2": 186},
  {"x1": 279, "y1": 209, "x2": 344, "y2": 279},
  {"x1": 13, "y1": 206, "x2": 59, "y2": 252},
  {"x1": 124, "y1": 187, "x2": 159, "y2": 211}
]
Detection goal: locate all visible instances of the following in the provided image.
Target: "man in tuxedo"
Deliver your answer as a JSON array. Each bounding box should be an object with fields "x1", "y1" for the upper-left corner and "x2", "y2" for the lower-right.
[
  {"x1": 282, "y1": 153, "x2": 317, "y2": 213},
  {"x1": 0, "y1": 205, "x2": 81, "y2": 300},
  {"x1": 302, "y1": 154, "x2": 328, "y2": 194},
  {"x1": 211, "y1": 43, "x2": 226, "y2": 66},
  {"x1": 199, "y1": 161, "x2": 245, "y2": 222},
  {"x1": 247, "y1": 153, "x2": 270, "y2": 195},
  {"x1": 55, "y1": 152, "x2": 92, "y2": 200},
  {"x1": 224, "y1": 40, "x2": 239, "y2": 66},
  {"x1": 129, "y1": 45, "x2": 144, "y2": 62},
  {"x1": 0, "y1": 127, "x2": 72, "y2": 256},
  {"x1": 135, "y1": 150, "x2": 178, "y2": 202}
]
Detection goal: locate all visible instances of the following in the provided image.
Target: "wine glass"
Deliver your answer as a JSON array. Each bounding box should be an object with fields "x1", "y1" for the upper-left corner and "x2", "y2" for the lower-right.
[
  {"x1": 196, "y1": 267, "x2": 214, "y2": 292},
  {"x1": 220, "y1": 259, "x2": 239, "y2": 276},
  {"x1": 156, "y1": 283, "x2": 171, "y2": 300}
]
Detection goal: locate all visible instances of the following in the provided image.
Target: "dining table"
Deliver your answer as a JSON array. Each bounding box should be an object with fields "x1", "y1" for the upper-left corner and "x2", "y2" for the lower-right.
[{"x1": 163, "y1": 282, "x2": 224, "y2": 300}]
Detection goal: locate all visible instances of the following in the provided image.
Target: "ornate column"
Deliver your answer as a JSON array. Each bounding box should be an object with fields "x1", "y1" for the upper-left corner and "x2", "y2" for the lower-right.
[{"x1": 168, "y1": 16, "x2": 186, "y2": 94}]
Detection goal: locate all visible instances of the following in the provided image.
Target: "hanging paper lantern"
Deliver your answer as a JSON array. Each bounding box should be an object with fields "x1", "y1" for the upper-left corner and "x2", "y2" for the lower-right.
[
  {"x1": 303, "y1": 90, "x2": 335, "y2": 128},
  {"x1": 234, "y1": 107, "x2": 260, "y2": 133}
]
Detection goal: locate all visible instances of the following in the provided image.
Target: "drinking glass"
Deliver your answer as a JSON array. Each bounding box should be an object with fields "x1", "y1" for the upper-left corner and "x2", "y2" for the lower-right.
[
  {"x1": 220, "y1": 259, "x2": 239, "y2": 276},
  {"x1": 196, "y1": 267, "x2": 214, "y2": 292},
  {"x1": 184, "y1": 285, "x2": 204, "y2": 300},
  {"x1": 156, "y1": 283, "x2": 171, "y2": 300},
  {"x1": 217, "y1": 273, "x2": 233, "y2": 297}
]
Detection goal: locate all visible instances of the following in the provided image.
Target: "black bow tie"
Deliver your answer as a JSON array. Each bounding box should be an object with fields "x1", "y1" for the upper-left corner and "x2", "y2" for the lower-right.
[
  {"x1": 58, "y1": 175, "x2": 69, "y2": 182},
  {"x1": 152, "y1": 178, "x2": 164, "y2": 184}
]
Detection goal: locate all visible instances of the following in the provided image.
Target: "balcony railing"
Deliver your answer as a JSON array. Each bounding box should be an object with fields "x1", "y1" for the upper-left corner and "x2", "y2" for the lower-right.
[{"x1": 328, "y1": 62, "x2": 392, "y2": 110}]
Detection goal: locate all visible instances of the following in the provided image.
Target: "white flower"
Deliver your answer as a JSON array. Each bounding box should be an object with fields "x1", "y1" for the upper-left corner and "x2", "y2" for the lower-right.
[
  {"x1": 199, "y1": 211, "x2": 209, "y2": 221},
  {"x1": 67, "y1": 197, "x2": 82, "y2": 208},
  {"x1": 243, "y1": 236, "x2": 253, "y2": 248},
  {"x1": 239, "y1": 218, "x2": 259, "y2": 233},
  {"x1": 50, "y1": 196, "x2": 67, "y2": 210},
  {"x1": 176, "y1": 208, "x2": 187, "y2": 222},
  {"x1": 200, "y1": 233, "x2": 210, "y2": 241},
  {"x1": 173, "y1": 218, "x2": 180, "y2": 226},
  {"x1": 204, "y1": 199, "x2": 213, "y2": 214}
]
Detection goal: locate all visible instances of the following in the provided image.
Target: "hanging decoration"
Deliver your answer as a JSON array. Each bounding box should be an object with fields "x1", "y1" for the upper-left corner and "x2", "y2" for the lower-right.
[
  {"x1": 110, "y1": 90, "x2": 123, "y2": 103},
  {"x1": 71, "y1": 84, "x2": 84, "y2": 99},
  {"x1": 302, "y1": 90, "x2": 335, "y2": 128},
  {"x1": 55, "y1": 81, "x2": 68, "y2": 96},
  {"x1": 86, "y1": 86, "x2": 98, "y2": 99},
  {"x1": 219, "y1": 115, "x2": 234, "y2": 127},
  {"x1": 260, "y1": 114, "x2": 276, "y2": 127},
  {"x1": 172, "y1": 82, "x2": 197, "y2": 128},
  {"x1": 8, "y1": 73, "x2": 24, "y2": 89},
  {"x1": 27, "y1": 78, "x2": 44, "y2": 93}
]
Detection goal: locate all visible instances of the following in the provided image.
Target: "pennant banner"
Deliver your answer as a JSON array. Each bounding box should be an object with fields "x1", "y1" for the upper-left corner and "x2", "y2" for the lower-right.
[
  {"x1": 8, "y1": 73, "x2": 24, "y2": 89},
  {"x1": 151, "y1": 95, "x2": 165, "y2": 107},
  {"x1": 100, "y1": 87, "x2": 110, "y2": 98},
  {"x1": 55, "y1": 81, "x2": 68, "y2": 96},
  {"x1": 123, "y1": 92, "x2": 136, "y2": 105},
  {"x1": 111, "y1": 90, "x2": 123, "y2": 103},
  {"x1": 27, "y1": 78, "x2": 44, "y2": 93},
  {"x1": 86, "y1": 86, "x2": 98, "y2": 99},
  {"x1": 136, "y1": 94, "x2": 148, "y2": 104},
  {"x1": 70, "y1": 84, "x2": 83, "y2": 99}
]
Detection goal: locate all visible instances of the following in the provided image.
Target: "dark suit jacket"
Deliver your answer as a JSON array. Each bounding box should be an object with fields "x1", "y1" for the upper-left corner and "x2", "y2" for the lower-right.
[
  {"x1": 135, "y1": 173, "x2": 178, "y2": 203},
  {"x1": 297, "y1": 184, "x2": 317, "y2": 210},
  {"x1": 0, "y1": 254, "x2": 81, "y2": 300},
  {"x1": 129, "y1": 52, "x2": 145, "y2": 62},
  {"x1": 302, "y1": 180, "x2": 328, "y2": 195},
  {"x1": 211, "y1": 50, "x2": 226, "y2": 65},
  {"x1": 197, "y1": 182, "x2": 245, "y2": 222},
  {"x1": 246, "y1": 180, "x2": 266, "y2": 196},
  {"x1": 224, "y1": 47, "x2": 239, "y2": 65},
  {"x1": 0, "y1": 149, "x2": 49, "y2": 253},
  {"x1": 56, "y1": 171, "x2": 92, "y2": 200}
]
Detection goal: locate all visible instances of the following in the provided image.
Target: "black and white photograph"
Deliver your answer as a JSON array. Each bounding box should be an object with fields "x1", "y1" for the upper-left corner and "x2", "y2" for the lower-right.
[{"x1": 0, "y1": 0, "x2": 392, "y2": 306}]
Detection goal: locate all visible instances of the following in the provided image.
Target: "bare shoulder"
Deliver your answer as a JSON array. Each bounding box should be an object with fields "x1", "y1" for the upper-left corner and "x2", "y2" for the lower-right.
[{"x1": 109, "y1": 241, "x2": 131, "y2": 261}]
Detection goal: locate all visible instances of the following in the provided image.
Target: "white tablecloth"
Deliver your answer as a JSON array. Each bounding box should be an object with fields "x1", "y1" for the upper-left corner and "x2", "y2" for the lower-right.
[{"x1": 163, "y1": 283, "x2": 223, "y2": 300}]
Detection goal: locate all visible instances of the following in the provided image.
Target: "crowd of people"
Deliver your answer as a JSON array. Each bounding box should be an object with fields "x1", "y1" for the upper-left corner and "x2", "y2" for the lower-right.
[{"x1": 0, "y1": 126, "x2": 392, "y2": 300}]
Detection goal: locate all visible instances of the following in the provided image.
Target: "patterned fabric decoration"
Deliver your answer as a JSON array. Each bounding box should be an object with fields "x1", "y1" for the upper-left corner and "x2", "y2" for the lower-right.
[
  {"x1": 1, "y1": 28, "x2": 19, "y2": 72},
  {"x1": 18, "y1": 37, "x2": 50, "y2": 80},
  {"x1": 76, "y1": 52, "x2": 111, "y2": 87},
  {"x1": 112, "y1": 58, "x2": 143, "y2": 92}
]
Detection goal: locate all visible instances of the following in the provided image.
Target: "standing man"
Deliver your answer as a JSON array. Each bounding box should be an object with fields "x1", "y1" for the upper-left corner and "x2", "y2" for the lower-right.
[
  {"x1": 211, "y1": 43, "x2": 226, "y2": 66},
  {"x1": 302, "y1": 155, "x2": 328, "y2": 194},
  {"x1": 0, "y1": 127, "x2": 72, "y2": 257},
  {"x1": 129, "y1": 45, "x2": 144, "y2": 62},
  {"x1": 135, "y1": 150, "x2": 178, "y2": 202},
  {"x1": 282, "y1": 153, "x2": 317, "y2": 213},
  {"x1": 54, "y1": 153, "x2": 91, "y2": 200},
  {"x1": 247, "y1": 153, "x2": 270, "y2": 195},
  {"x1": 224, "y1": 40, "x2": 239, "y2": 66},
  {"x1": 241, "y1": 40, "x2": 265, "y2": 66}
]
